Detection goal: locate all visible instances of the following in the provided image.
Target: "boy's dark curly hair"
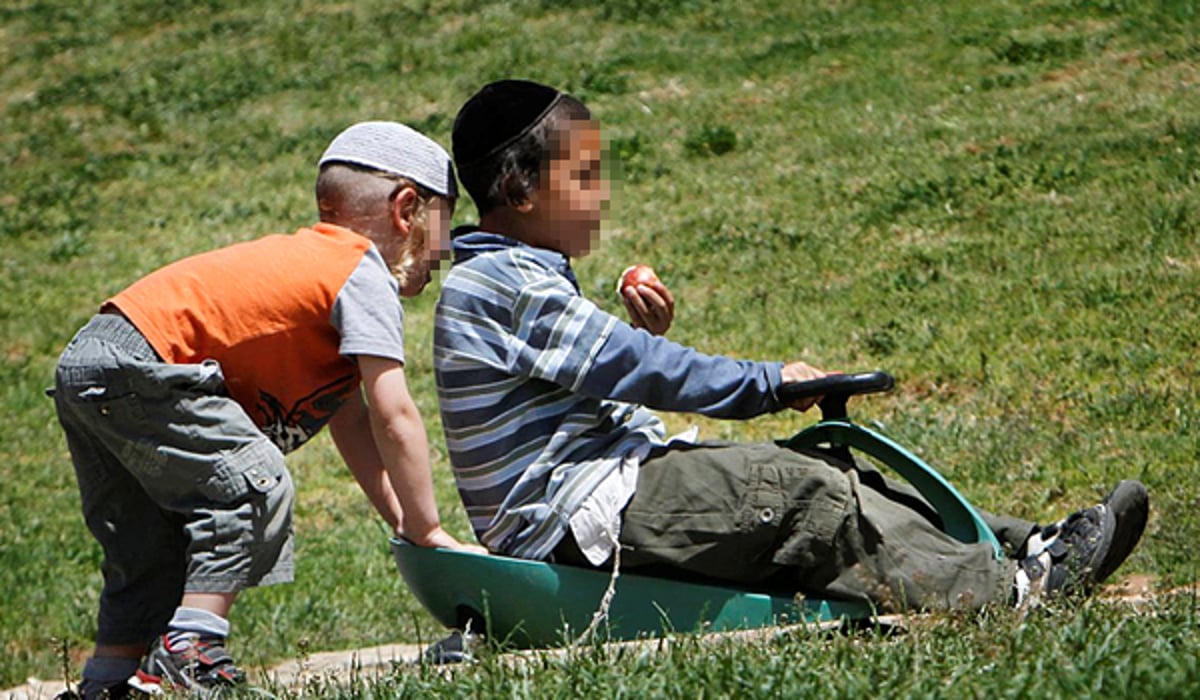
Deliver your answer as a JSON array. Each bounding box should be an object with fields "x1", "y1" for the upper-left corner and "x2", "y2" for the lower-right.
[{"x1": 454, "y1": 80, "x2": 591, "y2": 215}]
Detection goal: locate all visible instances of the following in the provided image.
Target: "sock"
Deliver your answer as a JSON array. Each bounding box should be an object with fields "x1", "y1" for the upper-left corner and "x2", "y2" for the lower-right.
[
  {"x1": 1013, "y1": 565, "x2": 1034, "y2": 607},
  {"x1": 1021, "y1": 522, "x2": 1062, "y2": 559},
  {"x1": 79, "y1": 655, "x2": 139, "y2": 697},
  {"x1": 165, "y1": 606, "x2": 231, "y2": 648}
]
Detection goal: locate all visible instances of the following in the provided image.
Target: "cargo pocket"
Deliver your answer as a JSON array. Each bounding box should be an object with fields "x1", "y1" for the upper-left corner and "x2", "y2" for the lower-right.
[
  {"x1": 772, "y1": 459, "x2": 854, "y2": 573},
  {"x1": 60, "y1": 366, "x2": 149, "y2": 426},
  {"x1": 199, "y1": 440, "x2": 286, "y2": 503},
  {"x1": 58, "y1": 365, "x2": 166, "y2": 476},
  {"x1": 734, "y1": 460, "x2": 788, "y2": 567}
]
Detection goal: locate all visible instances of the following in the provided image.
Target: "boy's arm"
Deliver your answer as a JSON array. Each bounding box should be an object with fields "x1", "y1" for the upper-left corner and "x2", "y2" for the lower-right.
[
  {"x1": 447, "y1": 252, "x2": 801, "y2": 420},
  {"x1": 328, "y1": 389, "x2": 404, "y2": 532},
  {"x1": 510, "y1": 281, "x2": 787, "y2": 418},
  {"x1": 578, "y1": 321, "x2": 787, "y2": 418},
  {"x1": 347, "y1": 354, "x2": 482, "y2": 552}
]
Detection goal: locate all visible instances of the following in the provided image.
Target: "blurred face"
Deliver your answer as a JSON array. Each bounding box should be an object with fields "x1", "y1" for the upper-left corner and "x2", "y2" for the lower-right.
[
  {"x1": 531, "y1": 120, "x2": 609, "y2": 258},
  {"x1": 394, "y1": 194, "x2": 454, "y2": 297}
]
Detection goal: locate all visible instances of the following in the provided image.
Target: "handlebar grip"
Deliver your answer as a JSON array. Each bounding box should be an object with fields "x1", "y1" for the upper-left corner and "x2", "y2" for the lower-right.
[{"x1": 777, "y1": 371, "x2": 895, "y2": 403}]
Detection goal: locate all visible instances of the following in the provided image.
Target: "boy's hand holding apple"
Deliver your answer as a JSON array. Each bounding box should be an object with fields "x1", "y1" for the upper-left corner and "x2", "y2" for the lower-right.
[{"x1": 618, "y1": 264, "x2": 675, "y2": 335}]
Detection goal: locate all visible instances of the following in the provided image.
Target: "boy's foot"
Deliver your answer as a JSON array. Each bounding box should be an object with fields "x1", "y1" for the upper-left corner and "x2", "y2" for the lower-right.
[
  {"x1": 422, "y1": 628, "x2": 481, "y2": 665},
  {"x1": 1091, "y1": 480, "x2": 1149, "y2": 583},
  {"x1": 1022, "y1": 480, "x2": 1149, "y2": 584},
  {"x1": 1015, "y1": 502, "x2": 1116, "y2": 608},
  {"x1": 127, "y1": 634, "x2": 245, "y2": 696}
]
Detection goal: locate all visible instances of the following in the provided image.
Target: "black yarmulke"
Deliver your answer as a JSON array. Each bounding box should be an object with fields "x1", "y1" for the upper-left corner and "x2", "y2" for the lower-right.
[{"x1": 453, "y1": 80, "x2": 562, "y2": 166}]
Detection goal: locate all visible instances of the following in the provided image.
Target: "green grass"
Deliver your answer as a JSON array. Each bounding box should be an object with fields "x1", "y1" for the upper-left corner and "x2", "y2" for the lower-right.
[
  {"x1": 2, "y1": 0, "x2": 1199, "y2": 695},
  {"x1": 271, "y1": 597, "x2": 1200, "y2": 699}
]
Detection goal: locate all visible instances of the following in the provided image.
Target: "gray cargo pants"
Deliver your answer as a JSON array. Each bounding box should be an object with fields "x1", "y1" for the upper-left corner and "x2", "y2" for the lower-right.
[{"x1": 53, "y1": 313, "x2": 295, "y2": 646}]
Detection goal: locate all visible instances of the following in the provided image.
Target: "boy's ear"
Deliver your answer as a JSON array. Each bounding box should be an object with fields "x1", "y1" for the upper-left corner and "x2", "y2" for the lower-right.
[
  {"x1": 502, "y1": 173, "x2": 535, "y2": 213},
  {"x1": 390, "y1": 186, "x2": 420, "y2": 235}
]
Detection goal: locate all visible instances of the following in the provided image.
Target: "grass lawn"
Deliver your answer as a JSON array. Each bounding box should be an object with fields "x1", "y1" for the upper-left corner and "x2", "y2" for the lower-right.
[{"x1": 2, "y1": 0, "x2": 1198, "y2": 696}]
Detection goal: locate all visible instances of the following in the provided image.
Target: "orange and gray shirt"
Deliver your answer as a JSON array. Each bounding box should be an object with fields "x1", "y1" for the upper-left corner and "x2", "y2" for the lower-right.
[{"x1": 108, "y1": 222, "x2": 405, "y2": 453}]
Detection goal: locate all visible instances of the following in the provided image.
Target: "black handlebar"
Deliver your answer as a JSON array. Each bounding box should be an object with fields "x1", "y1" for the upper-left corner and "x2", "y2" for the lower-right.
[{"x1": 778, "y1": 371, "x2": 895, "y2": 420}]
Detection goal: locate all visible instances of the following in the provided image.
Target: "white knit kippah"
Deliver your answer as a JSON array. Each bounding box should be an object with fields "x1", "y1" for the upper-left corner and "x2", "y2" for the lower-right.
[{"x1": 318, "y1": 121, "x2": 458, "y2": 198}]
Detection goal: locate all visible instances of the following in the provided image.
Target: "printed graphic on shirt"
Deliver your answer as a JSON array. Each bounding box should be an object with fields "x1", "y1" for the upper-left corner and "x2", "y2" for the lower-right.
[{"x1": 257, "y1": 372, "x2": 358, "y2": 453}]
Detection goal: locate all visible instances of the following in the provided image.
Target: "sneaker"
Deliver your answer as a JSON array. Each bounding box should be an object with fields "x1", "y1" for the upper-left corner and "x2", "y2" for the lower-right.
[
  {"x1": 1022, "y1": 480, "x2": 1149, "y2": 585},
  {"x1": 1014, "y1": 503, "x2": 1116, "y2": 608},
  {"x1": 127, "y1": 633, "x2": 245, "y2": 696},
  {"x1": 422, "y1": 629, "x2": 480, "y2": 665},
  {"x1": 1092, "y1": 480, "x2": 1149, "y2": 583}
]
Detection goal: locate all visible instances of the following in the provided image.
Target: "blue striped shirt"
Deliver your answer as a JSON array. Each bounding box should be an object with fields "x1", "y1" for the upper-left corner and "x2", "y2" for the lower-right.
[{"x1": 434, "y1": 231, "x2": 785, "y2": 559}]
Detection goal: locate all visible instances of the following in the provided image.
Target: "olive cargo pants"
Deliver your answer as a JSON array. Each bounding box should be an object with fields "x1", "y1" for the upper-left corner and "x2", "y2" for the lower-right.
[{"x1": 614, "y1": 441, "x2": 1030, "y2": 612}]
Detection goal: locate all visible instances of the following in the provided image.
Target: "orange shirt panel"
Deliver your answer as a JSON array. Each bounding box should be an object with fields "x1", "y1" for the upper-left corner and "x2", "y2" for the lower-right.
[{"x1": 109, "y1": 223, "x2": 373, "y2": 450}]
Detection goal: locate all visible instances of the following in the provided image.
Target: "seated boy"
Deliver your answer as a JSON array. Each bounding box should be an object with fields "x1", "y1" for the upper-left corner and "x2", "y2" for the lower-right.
[
  {"x1": 53, "y1": 121, "x2": 482, "y2": 699},
  {"x1": 433, "y1": 80, "x2": 1148, "y2": 617}
]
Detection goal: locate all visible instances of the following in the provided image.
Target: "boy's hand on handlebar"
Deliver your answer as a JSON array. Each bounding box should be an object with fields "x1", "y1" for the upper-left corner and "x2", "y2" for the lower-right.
[{"x1": 780, "y1": 361, "x2": 830, "y2": 412}]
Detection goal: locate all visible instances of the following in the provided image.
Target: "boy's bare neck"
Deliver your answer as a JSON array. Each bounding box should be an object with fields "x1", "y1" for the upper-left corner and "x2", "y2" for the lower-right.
[
  {"x1": 478, "y1": 207, "x2": 580, "y2": 258},
  {"x1": 479, "y1": 209, "x2": 541, "y2": 247},
  {"x1": 319, "y1": 215, "x2": 385, "y2": 248}
]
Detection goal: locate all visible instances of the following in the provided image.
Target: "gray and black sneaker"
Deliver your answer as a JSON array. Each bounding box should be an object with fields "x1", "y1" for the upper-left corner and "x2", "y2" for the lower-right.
[
  {"x1": 1020, "y1": 480, "x2": 1149, "y2": 593},
  {"x1": 1015, "y1": 502, "x2": 1117, "y2": 608},
  {"x1": 422, "y1": 628, "x2": 481, "y2": 665},
  {"x1": 1092, "y1": 480, "x2": 1149, "y2": 583},
  {"x1": 127, "y1": 633, "x2": 245, "y2": 697}
]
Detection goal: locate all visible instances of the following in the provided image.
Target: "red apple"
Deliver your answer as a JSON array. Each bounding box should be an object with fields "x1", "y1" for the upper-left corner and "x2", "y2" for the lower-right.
[{"x1": 618, "y1": 264, "x2": 660, "y2": 295}]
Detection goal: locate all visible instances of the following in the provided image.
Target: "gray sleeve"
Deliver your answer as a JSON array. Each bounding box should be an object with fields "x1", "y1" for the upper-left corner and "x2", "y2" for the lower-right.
[{"x1": 331, "y1": 246, "x2": 406, "y2": 364}]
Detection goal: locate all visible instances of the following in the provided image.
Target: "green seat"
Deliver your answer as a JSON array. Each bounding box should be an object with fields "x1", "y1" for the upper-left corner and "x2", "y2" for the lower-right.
[
  {"x1": 392, "y1": 372, "x2": 1001, "y2": 647},
  {"x1": 391, "y1": 538, "x2": 871, "y2": 647}
]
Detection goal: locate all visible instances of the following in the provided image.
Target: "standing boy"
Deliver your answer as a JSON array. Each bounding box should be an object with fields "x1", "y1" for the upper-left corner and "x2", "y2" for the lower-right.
[
  {"x1": 434, "y1": 80, "x2": 1148, "y2": 618},
  {"x1": 54, "y1": 121, "x2": 481, "y2": 699}
]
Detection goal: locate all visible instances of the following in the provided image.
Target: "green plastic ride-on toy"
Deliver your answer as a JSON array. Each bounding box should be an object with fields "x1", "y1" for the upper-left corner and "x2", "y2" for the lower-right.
[{"x1": 391, "y1": 372, "x2": 1004, "y2": 651}]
